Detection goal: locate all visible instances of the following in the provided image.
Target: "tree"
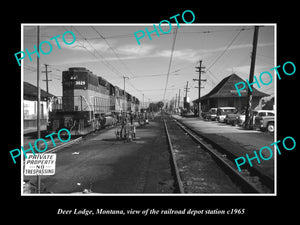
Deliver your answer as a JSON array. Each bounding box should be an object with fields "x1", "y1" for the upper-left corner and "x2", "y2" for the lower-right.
[
  {"x1": 157, "y1": 101, "x2": 164, "y2": 109},
  {"x1": 148, "y1": 101, "x2": 164, "y2": 112},
  {"x1": 149, "y1": 102, "x2": 158, "y2": 112}
]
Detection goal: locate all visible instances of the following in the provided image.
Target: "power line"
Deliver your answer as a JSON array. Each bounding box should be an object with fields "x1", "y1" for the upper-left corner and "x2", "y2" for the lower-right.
[
  {"x1": 163, "y1": 27, "x2": 178, "y2": 101},
  {"x1": 193, "y1": 60, "x2": 206, "y2": 118},
  {"x1": 90, "y1": 26, "x2": 147, "y2": 99},
  {"x1": 65, "y1": 26, "x2": 124, "y2": 79},
  {"x1": 141, "y1": 88, "x2": 178, "y2": 92},
  {"x1": 42, "y1": 64, "x2": 52, "y2": 96},
  {"x1": 102, "y1": 27, "x2": 253, "y2": 39},
  {"x1": 131, "y1": 73, "x2": 179, "y2": 79},
  {"x1": 67, "y1": 26, "x2": 144, "y2": 100},
  {"x1": 207, "y1": 29, "x2": 244, "y2": 71},
  {"x1": 90, "y1": 26, "x2": 135, "y2": 78},
  {"x1": 206, "y1": 68, "x2": 220, "y2": 83}
]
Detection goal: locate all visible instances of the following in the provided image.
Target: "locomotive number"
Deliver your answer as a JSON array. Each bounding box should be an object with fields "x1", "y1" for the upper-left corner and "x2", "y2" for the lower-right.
[{"x1": 75, "y1": 81, "x2": 85, "y2": 85}]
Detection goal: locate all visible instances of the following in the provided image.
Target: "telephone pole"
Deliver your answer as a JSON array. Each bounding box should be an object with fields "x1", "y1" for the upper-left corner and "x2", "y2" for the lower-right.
[
  {"x1": 245, "y1": 26, "x2": 259, "y2": 129},
  {"x1": 184, "y1": 81, "x2": 189, "y2": 98},
  {"x1": 183, "y1": 81, "x2": 190, "y2": 110},
  {"x1": 42, "y1": 64, "x2": 52, "y2": 108},
  {"x1": 178, "y1": 89, "x2": 181, "y2": 108},
  {"x1": 142, "y1": 93, "x2": 145, "y2": 109},
  {"x1": 193, "y1": 60, "x2": 206, "y2": 119},
  {"x1": 36, "y1": 26, "x2": 41, "y2": 194},
  {"x1": 42, "y1": 64, "x2": 52, "y2": 95},
  {"x1": 122, "y1": 76, "x2": 129, "y2": 112}
]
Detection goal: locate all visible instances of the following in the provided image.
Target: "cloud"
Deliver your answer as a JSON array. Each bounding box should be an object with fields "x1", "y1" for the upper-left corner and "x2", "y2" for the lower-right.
[
  {"x1": 66, "y1": 42, "x2": 157, "y2": 62},
  {"x1": 155, "y1": 48, "x2": 201, "y2": 62},
  {"x1": 105, "y1": 46, "x2": 203, "y2": 63},
  {"x1": 225, "y1": 64, "x2": 273, "y2": 74},
  {"x1": 68, "y1": 39, "x2": 111, "y2": 53},
  {"x1": 55, "y1": 39, "x2": 274, "y2": 66},
  {"x1": 152, "y1": 42, "x2": 274, "y2": 63},
  {"x1": 116, "y1": 44, "x2": 156, "y2": 56},
  {"x1": 200, "y1": 42, "x2": 274, "y2": 55}
]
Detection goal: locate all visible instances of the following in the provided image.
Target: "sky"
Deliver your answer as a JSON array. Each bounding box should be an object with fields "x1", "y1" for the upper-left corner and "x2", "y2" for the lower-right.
[{"x1": 22, "y1": 24, "x2": 275, "y2": 105}]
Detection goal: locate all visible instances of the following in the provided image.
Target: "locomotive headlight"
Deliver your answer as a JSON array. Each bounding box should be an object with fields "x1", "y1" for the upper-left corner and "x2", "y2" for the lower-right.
[{"x1": 70, "y1": 75, "x2": 77, "y2": 80}]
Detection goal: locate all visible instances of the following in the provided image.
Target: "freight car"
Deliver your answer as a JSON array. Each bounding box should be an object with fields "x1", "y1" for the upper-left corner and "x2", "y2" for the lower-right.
[{"x1": 47, "y1": 67, "x2": 140, "y2": 135}]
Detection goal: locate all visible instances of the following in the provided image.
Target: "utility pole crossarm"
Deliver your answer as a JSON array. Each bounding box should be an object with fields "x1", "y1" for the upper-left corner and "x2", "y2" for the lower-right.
[
  {"x1": 42, "y1": 64, "x2": 52, "y2": 96},
  {"x1": 194, "y1": 60, "x2": 206, "y2": 119}
]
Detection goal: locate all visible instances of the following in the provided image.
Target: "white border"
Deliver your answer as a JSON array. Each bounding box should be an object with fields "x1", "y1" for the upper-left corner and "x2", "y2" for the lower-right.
[{"x1": 21, "y1": 23, "x2": 277, "y2": 196}]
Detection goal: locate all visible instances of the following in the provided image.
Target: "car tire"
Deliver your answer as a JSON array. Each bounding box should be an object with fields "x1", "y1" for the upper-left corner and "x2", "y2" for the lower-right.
[{"x1": 267, "y1": 122, "x2": 274, "y2": 133}]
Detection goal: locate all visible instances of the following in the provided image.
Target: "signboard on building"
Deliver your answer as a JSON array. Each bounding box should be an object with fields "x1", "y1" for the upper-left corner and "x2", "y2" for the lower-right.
[
  {"x1": 230, "y1": 90, "x2": 247, "y2": 93},
  {"x1": 24, "y1": 154, "x2": 56, "y2": 176}
]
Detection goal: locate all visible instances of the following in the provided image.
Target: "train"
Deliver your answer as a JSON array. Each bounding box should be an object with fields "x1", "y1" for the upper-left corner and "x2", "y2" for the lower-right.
[{"x1": 47, "y1": 67, "x2": 140, "y2": 135}]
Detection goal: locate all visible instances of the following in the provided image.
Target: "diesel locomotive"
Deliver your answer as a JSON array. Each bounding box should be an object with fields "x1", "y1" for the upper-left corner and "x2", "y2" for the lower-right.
[{"x1": 47, "y1": 67, "x2": 140, "y2": 134}]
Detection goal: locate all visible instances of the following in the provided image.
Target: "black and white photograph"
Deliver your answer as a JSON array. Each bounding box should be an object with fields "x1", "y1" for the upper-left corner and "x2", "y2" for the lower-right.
[
  {"x1": 4, "y1": 5, "x2": 298, "y2": 220},
  {"x1": 21, "y1": 24, "x2": 276, "y2": 195}
]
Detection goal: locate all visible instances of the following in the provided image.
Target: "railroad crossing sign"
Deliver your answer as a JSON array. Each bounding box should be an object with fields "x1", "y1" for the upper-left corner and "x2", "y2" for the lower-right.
[{"x1": 24, "y1": 153, "x2": 56, "y2": 176}]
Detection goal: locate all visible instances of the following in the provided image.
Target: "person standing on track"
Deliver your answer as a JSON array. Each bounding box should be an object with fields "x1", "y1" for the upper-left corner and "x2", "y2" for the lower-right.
[
  {"x1": 120, "y1": 112, "x2": 128, "y2": 139},
  {"x1": 129, "y1": 111, "x2": 134, "y2": 125}
]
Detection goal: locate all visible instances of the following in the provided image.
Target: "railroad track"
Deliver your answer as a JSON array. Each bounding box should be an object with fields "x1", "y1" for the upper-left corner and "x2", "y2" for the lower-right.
[
  {"x1": 39, "y1": 124, "x2": 120, "y2": 154},
  {"x1": 163, "y1": 119, "x2": 184, "y2": 193},
  {"x1": 163, "y1": 115, "x2": 273, "y2": 194}
]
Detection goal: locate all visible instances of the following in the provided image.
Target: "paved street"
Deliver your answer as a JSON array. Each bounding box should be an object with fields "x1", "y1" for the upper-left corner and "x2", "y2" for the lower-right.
[
  {"x1": 23, "y1": 114, "x2": 276, "y2": 194},
  {"x1": 24, "y1": 117, "x2": 175, "y2": 194}
]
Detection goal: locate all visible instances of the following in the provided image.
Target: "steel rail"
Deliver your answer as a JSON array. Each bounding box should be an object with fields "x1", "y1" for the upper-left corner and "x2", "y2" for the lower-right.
[
  {"x1": 44, "y1": 136, "x2": 83, "y2": 154},
  {"x1": 163, "y1": 119, "x2": 185, "y2": 193},
  {"x1": 173, "y1": 118, "x2": 263, "y2": 193},
  {"x1": 43, "y1": 122, "x2": 122, "y2": 154}
]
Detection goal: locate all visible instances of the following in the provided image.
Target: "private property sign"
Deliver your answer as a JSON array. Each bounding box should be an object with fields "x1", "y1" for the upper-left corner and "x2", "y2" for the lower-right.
[{"x1": 24, "y1": 154, "x2": 56, "y2": 176}]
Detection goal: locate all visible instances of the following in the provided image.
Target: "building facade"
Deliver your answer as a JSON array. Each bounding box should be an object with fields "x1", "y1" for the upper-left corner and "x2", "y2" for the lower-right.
[
  {"x1": 23, "y1": 82, "x2": 54, "y2": 131},
  {"x1": 193, "y1": 74, "x2": 269, "y2": 113}
]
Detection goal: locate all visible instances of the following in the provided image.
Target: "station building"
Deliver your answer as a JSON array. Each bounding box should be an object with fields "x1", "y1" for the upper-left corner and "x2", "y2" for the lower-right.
[
  {"x1": 193, "y1": 73, "x2": 269, "y2": 112},
  {"x1": 23, "y1": 82, "x2": 54, "y2": 132}
]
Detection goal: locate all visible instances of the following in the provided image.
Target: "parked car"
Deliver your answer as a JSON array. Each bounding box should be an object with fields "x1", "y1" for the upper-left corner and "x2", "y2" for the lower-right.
[
  {"x1": 217, "y1": 107, "x2": 237, "y2": 123},
  {"x1": 181, "y1": 110, "x2": 195, "y2": 118},
  {"x1": 253, "y1": 110, "x2": 275, "y2": 132},
  {"x1": 207, "y1": 108, "x2": 217, "y2": 121},
  {"x1": 237, "y1": 114, "x2": 246, "y2": 126},
  {"x1": 225, "y1": 111, "x2": 245, "y2": 126},
  {"x1": 201, "y1": 111, "x2": 209, "y2": 119}
]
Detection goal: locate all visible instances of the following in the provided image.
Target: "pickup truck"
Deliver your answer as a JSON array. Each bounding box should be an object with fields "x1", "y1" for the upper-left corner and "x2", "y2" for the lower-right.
[
  {"x1": 202, "y1": 108, "x2": 217, "y2": 121},
  {"x1": 217, "y1": 107, "x2": 237, "y2": 123},
  {"x1": 254, "y1": 115, "x2": 275, "y2": 133},
  {"x1": 225, "y1": 112, "x2": 244, "y2": 126}
]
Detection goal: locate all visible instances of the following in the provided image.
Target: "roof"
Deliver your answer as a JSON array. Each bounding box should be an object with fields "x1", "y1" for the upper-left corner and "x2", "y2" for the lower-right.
[
  {"x1": 196, "y1": 73, "x2": 269, "y2": 102},
  {"x1": 217, "y1": 107, "x2": 237, "y2": 109},
  {"x1": 24, "y1": 82, "x2": 54, "y2": 101}
]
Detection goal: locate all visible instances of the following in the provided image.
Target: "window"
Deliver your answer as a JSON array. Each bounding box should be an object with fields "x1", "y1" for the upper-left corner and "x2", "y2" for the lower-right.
[
  {"x1": 258, "y1": 112, "x2": 266, "y2": 117},
  {"x1": 224, "y1": 109, "x2": 236, "y2": 113}
]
